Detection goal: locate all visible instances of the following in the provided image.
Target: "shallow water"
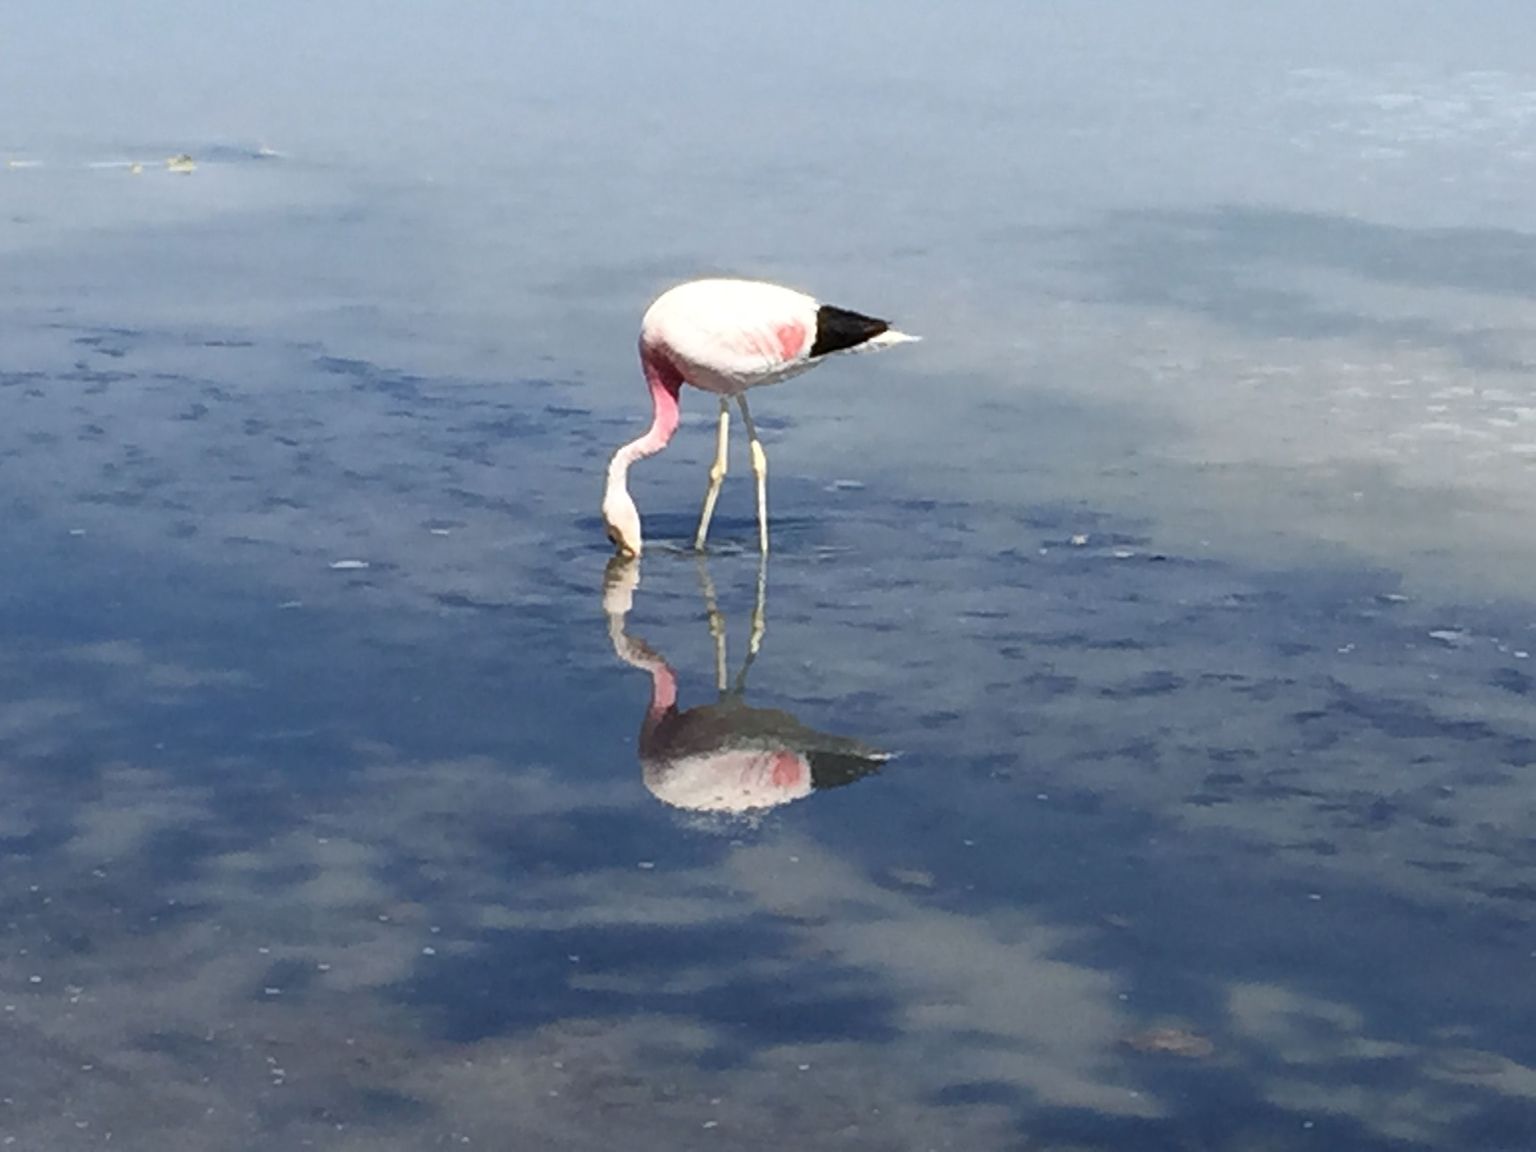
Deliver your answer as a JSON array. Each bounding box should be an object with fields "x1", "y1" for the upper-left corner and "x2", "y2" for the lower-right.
[{"x1": 6, "y1": 3, "x2": 1536, "y2": 1148}]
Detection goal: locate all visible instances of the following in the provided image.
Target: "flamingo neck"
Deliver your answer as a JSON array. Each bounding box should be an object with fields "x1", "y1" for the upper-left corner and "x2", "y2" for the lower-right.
[
  {"x1": 637, "y1": 659, "x2": 680, "y2": 761},
  {"x1": 605, "y1": 351, "x2": 683, "y2": 502},
  {"x1": 608, "y1": 628, "x2": 680, "y2": 712},
  {"x1": 607, "y1": 621, "x2": 679, "y2": 751},
  {"x1": 644, "y1": 662, "x2": 679, "y2": 723}
]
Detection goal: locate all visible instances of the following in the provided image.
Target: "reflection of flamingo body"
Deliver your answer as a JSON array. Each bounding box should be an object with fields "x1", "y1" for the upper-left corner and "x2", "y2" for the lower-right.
[
  {"x1": 603, "y1": 557, "x2": 888, "y2": 814},
  {"x1": 602, "y1": 279, "x2": 918, "y2": 557}
]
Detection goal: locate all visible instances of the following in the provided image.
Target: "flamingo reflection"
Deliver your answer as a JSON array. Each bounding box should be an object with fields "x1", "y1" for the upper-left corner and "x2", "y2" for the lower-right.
[{"x1": 603, "y1": 556, "x2": 889, "y2": 814}]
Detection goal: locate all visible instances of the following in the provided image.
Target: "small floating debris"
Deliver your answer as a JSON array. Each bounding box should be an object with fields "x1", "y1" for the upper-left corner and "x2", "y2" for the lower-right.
[
  {"x1": 328, "y1": 559, "x2": 369, "y2": 571},
  {"x1": 1428, "y1": 629, "x2": 1469, "y2": 647},
  {"x1": 129, "y1": 163, "x2": 144, "y2": 176},
  {"x1": 165, "y1": 153, "x2": 196, "y2": 174},
  {"x1": 1070, "y1": 533, "x2": 1089, "y2": 546}
]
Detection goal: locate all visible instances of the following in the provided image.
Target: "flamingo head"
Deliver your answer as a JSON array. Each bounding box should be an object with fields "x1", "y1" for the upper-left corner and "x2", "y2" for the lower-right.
[{"x1": 602, "y1": 487, "x2": 644, "y2": 557}]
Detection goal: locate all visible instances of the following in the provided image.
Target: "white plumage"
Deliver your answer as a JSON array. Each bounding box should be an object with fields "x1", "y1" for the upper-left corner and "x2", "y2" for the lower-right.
[{"x1": 644, "y1": 279, "x2": 814, "y2": 385}]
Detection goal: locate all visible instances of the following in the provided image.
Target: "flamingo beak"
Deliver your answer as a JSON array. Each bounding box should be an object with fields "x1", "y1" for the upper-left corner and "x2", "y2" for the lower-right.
[{"x1": 605, "y1": 523, "x2": 637, "y2": 557}]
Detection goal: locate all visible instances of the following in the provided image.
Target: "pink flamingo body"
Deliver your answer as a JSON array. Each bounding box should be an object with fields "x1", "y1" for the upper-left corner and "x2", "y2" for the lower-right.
[{"x1": 602, "y1": 278, "x2": 917, "y2": 556}]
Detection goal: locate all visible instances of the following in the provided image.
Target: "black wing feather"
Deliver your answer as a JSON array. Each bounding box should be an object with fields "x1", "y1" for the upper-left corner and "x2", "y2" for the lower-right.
[{"x1": 810, "y1": 304, "x2": 890, "y2": 357}]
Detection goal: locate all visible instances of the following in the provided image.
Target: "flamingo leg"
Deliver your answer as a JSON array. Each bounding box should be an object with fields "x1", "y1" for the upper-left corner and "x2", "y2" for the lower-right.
[
  {"x1": 736, "y1": 395, "x2": 769, "y2": 554},
  {"x1": 693, "y1": 400, "x2": 731, "y2": 552}
]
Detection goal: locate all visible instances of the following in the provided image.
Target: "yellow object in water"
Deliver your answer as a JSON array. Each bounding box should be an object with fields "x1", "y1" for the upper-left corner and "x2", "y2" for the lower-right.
[{"x1": 166, "y1": 154, "x2": 196, "y2": 174}]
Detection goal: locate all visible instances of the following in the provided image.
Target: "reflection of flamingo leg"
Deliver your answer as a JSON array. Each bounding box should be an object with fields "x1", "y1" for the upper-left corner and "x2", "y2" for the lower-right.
[
  {"x1": 694, "y1": 554, "x2": 769, "y2": 696},
  {"x1": 694, "y1": 556, "x2": 729, "y2": 693},
  {"x1": 733, "y1": 554, "x2": 768, "y2": 695}
]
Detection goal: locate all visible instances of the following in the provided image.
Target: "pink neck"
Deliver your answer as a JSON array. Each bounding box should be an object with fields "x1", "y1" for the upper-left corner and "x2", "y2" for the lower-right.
[
  {"x1": 646, "y1": 663, "x2": 679, "y2": 721},
  {"x1": 638, "y1": 661, "x2": 679, "y2": 759},
  {"x1": 609, "y1": 630, "x2": 679, "y2": 752},
  {"x1": 607, "y1": 349, "x2": 683, "y2": 487}
]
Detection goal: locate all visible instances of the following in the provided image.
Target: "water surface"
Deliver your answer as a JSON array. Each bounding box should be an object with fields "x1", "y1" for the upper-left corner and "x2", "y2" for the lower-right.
[{"x1": 5, "y1": 3, "x2": 1536, "y2": 1148}]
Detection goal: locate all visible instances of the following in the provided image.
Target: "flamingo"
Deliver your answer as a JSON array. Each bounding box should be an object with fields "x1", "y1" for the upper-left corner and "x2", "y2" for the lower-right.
[{"x1": 601, "y1": 278, "x2": 918, "y2": 556}]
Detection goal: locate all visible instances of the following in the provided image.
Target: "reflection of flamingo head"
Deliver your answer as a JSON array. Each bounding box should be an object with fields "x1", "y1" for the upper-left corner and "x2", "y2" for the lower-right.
[{"x1": 602, "y1": 554, "x2": 641, "y2": 617}]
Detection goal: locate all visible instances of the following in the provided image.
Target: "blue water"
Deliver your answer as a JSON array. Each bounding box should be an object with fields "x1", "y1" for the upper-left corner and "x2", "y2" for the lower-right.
[{"x1": 7, "y1": 3, "x2": 1536, "y2": 1148}]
